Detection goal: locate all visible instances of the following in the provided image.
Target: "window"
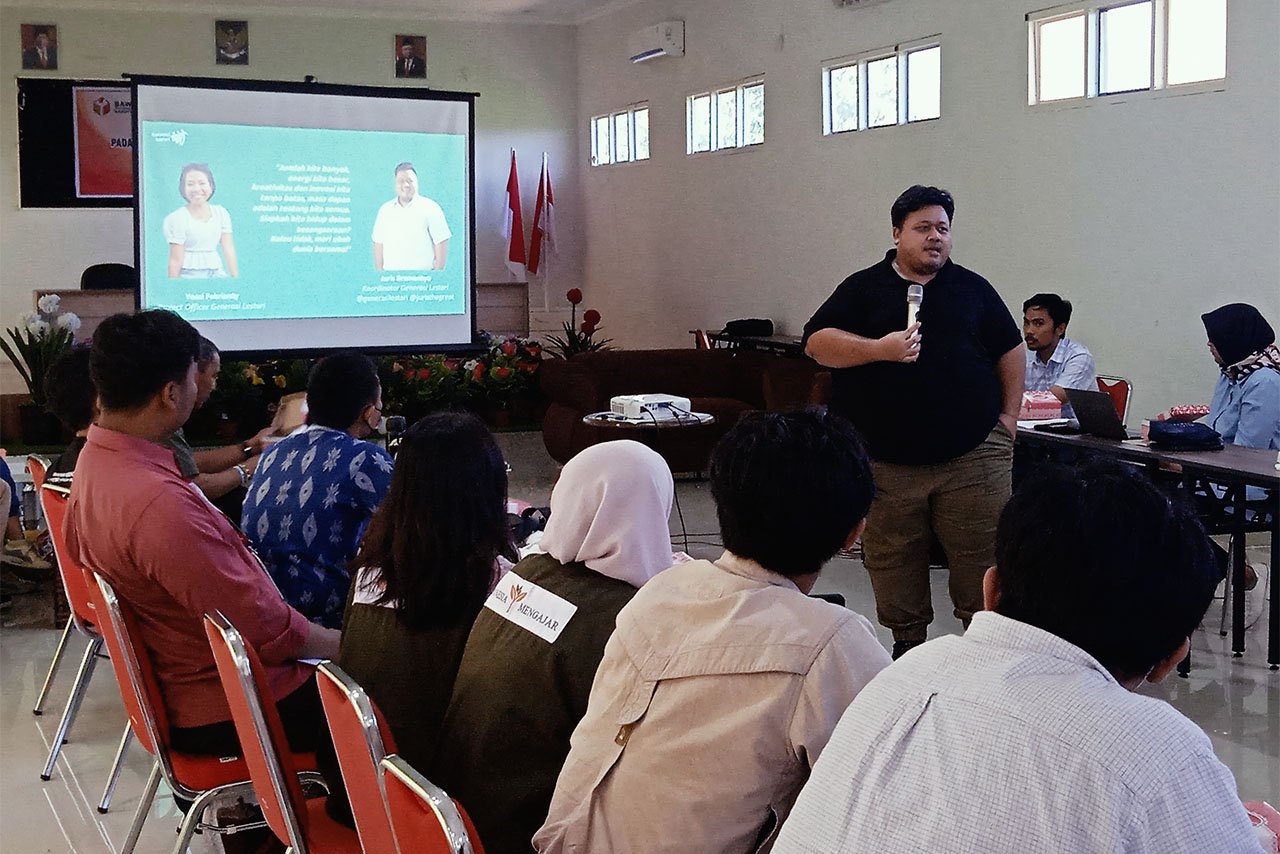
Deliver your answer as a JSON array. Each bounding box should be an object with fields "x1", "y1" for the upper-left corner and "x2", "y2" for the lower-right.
[
  {"x1": 822, "y1": 39, "x2": 940, "y2": 136},
  {"x1": 590, "y1": 103, "x2": 649, "y2": 167},
  {"x1": 1029, "y1": 0, "x2": 1226, "y2": 105},
  {"x1": 685, "y1": 77, "x2": 765, "y2": 154}
]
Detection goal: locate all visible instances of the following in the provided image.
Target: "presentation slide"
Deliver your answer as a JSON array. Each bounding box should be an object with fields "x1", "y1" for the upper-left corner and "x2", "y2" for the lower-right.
[{"x1": 134, "y1": 79, "x2": 475, "y2": 353}]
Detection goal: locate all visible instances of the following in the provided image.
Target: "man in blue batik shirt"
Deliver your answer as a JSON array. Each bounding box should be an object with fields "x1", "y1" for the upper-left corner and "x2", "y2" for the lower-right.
[
  {"x1": 1022, "y1": 293, "x2": 1096, "y2": 419},
  {"x1": 242, "y1": 352, "x2": 393, "y2": 628}
]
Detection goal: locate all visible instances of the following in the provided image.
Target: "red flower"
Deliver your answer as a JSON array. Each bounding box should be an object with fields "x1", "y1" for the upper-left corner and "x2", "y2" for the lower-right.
[
  {"x1": 581, "y1": 321, "x2": 597, "y2": 334},
  {"x1": 493, "y1": 366, "x2": 513, "y2": 380},
  {"x1": 500, "y1": 340, "x2": 517, "y2": 356},
  {"x1": 415, "y1": 367, "x2": 431, "y2": 381},
  {"x1": 517, "y1": 361, "x2": 538, "y2": 374},
  {"x1": 582, "y1": 309, "x2": 601, "y2": 325},
  {"x1": 444, "y1": 359, "x2": 461, "y2": 372},
  {"x1": 472, "y1": 364, "x2": 486, "y2": 381},
  {"x1": 526, "y1": 344, "x2": 541, "y2": 356},
  {"x1": 566, "y1": 288, "x2": 583, "y2": 305}
]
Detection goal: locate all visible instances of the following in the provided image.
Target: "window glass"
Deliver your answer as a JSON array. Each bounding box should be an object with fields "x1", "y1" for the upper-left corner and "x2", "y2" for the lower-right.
[
  {"x1": 1167, "y1": 0, "x2": 1226, "y2": 85},
  {"x1": 906, "y1": 45, "x2": 941, "y2": 121},
  {"x1": 1038, "y1": 14, "x2": 1086, "y2": 101},
  {"x1": 828, "y1": 64, "x2": 859, "y2": 133},
  {"x1": 867, "y1": 56, "x2": 899, "y2": 127},
  {"x1": 1099, "y1": 2, "x2": 1153, "y2": 94}
]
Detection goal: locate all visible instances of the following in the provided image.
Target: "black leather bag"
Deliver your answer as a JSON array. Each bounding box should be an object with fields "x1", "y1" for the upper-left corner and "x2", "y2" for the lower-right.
[
  {"x1": 1148, "y1": 421, "x2": 1224, "y2": 451},
  {"x1": 723, "y1": 318, "x2": 773, "y2": 337}
]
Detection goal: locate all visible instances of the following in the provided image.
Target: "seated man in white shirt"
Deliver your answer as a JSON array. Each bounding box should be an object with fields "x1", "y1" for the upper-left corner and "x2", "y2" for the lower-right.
[
  {"x1": 1023, "y1": 292, "x2": 1096, "y2": 417},
  {"x1": 774, "y1": 462, "x2": 1263, "y2": 854},
  {"x1": 371, "y1": 161, "x2": 451, "y2": 270}
]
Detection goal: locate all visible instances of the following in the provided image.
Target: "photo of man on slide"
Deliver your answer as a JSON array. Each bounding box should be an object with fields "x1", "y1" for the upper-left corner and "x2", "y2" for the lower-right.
[
  {"x1": 372, "y1": 161, "x2": 451, "y2": 271},
  {"x1": 164, "y1": 163, "x2": 239, "y2": 278}
]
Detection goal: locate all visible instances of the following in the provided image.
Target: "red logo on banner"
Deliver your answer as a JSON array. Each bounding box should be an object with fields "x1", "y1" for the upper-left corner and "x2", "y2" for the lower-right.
[{"x1": 92, "y1": 96, "x2": 111, "y2": 116}]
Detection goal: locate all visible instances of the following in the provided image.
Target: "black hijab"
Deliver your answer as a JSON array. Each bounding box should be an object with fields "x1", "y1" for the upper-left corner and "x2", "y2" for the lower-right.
[{"x1": 1201, "y1": 303, "x2": 1275, "y2": 368}]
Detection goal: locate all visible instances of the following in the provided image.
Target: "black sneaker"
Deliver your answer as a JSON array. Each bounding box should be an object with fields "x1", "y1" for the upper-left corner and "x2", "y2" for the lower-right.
[{"x1": 891, "y1": 639, "x2": 923, "y2": 660}]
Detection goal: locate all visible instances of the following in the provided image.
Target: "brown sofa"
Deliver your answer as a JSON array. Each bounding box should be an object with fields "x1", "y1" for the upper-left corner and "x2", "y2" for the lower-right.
[{"x1": 539, "y1": 349, "x2": 828, "y2": 472}]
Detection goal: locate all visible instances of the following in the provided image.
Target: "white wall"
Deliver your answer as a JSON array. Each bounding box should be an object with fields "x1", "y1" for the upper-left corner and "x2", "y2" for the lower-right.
[
  {"x1": 574, "y1": 0, "x2": 1280, "y2": 419},
  {"x1": 0, "y1": 5, "x2": 581, "y2": 392}
]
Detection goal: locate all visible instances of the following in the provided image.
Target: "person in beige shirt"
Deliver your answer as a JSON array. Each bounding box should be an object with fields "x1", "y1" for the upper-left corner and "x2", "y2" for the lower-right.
[{"x1": 535, "y1": 409, "x2": 892, "y2": 854}]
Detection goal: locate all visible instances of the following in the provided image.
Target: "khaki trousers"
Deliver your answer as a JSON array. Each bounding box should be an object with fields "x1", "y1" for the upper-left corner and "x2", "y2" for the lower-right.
[{"x1": 863, "y1": 426, "x2": 1014, "y2": 644}]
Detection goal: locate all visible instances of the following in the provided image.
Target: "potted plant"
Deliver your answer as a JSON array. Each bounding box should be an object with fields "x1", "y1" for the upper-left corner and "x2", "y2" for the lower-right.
[
  {"x1": 546, "y1": 288, "x2": 614, "y2": 358},
  {"x1": 1, "y1": 295, "x2": 81, "y2": 444}
]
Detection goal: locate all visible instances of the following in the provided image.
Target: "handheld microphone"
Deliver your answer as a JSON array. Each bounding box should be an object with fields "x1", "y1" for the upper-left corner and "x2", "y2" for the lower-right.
[{"x1": 906, "y1": 284, "x2": 923, "y2": 328}]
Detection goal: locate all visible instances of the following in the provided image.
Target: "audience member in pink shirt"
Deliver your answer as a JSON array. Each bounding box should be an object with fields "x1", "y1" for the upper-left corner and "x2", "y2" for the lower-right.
[{"x1": 65, "y1": 310, "x2": 340, "y2": 761}]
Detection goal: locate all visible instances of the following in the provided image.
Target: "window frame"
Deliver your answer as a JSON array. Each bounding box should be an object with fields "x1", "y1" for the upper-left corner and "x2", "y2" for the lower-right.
[
  {"x1": 821, "y1": 36, "x2": 941, "y2": 137},
  {"x1": 1027, "y1": 0, "x2": 1227, "y2": 107},
  {"x1": 685, "y1": 75, "x2": 765, "y2": 156},
  {"x1": 589, "y1": 102, "x2": 649, "y2": 168}
]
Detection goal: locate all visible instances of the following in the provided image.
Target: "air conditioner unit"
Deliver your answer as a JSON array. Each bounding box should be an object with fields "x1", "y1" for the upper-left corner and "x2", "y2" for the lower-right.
[{"x1": 628, "y1": 21, "x2": 684, "y2": 63}]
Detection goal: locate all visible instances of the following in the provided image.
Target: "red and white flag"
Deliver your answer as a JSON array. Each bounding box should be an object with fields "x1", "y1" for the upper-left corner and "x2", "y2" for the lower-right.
[
  {"x1": 503, "y1": 149, "x2": 527, "y2": 279},
  {"x1": 528, "y1": 153, "x2": 557, "y2": 276}
]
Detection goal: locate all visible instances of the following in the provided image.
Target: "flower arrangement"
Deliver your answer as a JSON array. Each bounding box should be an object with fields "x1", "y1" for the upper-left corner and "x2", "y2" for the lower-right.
[
  {"x1": 1, "y1": 294, "x2": 81, "y2": 408},
  {"x1": 546, "y1": 288, "x2": 613, "y2": 358}
]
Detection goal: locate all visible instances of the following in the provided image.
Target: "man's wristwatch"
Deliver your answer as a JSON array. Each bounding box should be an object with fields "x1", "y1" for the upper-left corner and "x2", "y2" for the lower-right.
[
  {"x1": 233, "y1": 464, "x2": 250, "y2": 487},
  {"x1": 241, "y1": 443, "x2": 254, "y2": 459}
]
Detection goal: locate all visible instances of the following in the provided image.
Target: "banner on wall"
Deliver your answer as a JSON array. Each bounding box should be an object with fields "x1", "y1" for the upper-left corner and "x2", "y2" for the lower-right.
[{"x1": 72, "y1": 87, "x2": 133, "y2": 198}]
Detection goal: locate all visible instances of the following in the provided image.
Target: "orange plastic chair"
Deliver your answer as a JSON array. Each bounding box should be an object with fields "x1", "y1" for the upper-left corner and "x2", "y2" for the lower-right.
[
  {"x1": 34, "y1": 484, "x2": 128, "y2": 788},
  {"x1": 316, "y1": 662, "x2": 401, "y2": 854},
  {"x1": 90, "y1": 572, "x2": 319, "y2": 853},
  {"x1": 204, "y1": 611, "x2": 358, "y2": 853},
  {"x1": 380, "y1": 754, "x2": 482, "y2": 854},
  {"x1": 26, "y1": 453, "x2": 49, "y2": 490},
  {"x1": 1096, "y1": 375, "x2": 1133, "y2": 426}
]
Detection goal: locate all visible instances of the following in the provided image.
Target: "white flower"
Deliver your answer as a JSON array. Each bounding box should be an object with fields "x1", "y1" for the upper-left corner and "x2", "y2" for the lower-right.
[
  {"x1": 37, "y1": 294, "x2": 61, "y2": 314},
  {"x1": 26, "y1": 318, "x2": 50, "y2": 337},
  {"x1": 16, "y1": 311, "x2": 39, "y2": 328},
  {"x1": 55, "y1": 312, "x2": 81, "y2": 333},
  {"x1": 463, "y1": 359, "x2": 479, "y2": 371}
]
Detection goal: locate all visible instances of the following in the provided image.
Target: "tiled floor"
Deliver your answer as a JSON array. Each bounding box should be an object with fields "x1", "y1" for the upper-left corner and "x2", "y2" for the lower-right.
[{"x1": 1, "y1": 431, "x2": 1275, "y2": 852}]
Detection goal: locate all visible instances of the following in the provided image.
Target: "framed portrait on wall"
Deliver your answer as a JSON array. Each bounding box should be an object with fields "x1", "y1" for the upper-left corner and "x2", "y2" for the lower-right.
[
  {"x1": 21, "y1": 24, "x2": 58, "y2": 70},
  {"x1": 215, "y1": 20, "x2": 249, "y2": 65},
  {"x1": 394, "y1": 35, "x2": 427, "y2": 79}
]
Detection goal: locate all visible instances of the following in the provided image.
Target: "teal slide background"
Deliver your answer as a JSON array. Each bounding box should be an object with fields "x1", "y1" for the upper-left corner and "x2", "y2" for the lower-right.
[{"x1": 140, "y1": 120, "x2": 467, "y2": 321}]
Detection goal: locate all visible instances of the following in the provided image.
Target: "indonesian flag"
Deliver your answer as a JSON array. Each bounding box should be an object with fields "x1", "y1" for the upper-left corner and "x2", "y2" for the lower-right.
[
  {"x1": 528, "y1": 153, "x2": 557, "y2": 276},
  {"x1": 503, "y1": 149, "x2": 527, "y2": 279}
]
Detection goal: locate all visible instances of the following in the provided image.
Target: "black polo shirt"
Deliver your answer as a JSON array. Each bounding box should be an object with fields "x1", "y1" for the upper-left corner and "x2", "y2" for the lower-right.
[{"x1": 803, "y1": 250, "x2": 1021, "y2": 466}]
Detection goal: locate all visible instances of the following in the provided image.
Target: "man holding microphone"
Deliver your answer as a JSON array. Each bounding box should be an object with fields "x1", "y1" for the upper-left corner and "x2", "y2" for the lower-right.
[{"x1": 803, "y1": 185, "x2": 1023, "y2": 659}]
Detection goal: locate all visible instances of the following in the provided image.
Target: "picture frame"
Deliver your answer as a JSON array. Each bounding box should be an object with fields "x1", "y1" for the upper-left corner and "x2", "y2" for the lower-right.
[
  {"x1": 20, "y1": 24, "x2": 58, "y2": 71},
  {"x1": 215, "y1": 20, "x2": 249, "y2": 65},
  {"x1": 394, "y1": 34, "x2": 427, "y2": 80}
]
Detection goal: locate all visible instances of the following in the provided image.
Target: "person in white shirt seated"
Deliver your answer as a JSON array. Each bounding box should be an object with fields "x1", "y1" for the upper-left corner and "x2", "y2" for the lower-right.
[
  {"x1": 773, "y1": 462, "x2": 1263, "y2": 854},
  {"x1": 1023, "y1": 292, "x2": 1096, "y2": 418}
]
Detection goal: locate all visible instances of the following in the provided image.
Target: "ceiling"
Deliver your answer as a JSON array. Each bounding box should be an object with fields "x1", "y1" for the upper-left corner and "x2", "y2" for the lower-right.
[{"x1": 21, "y1": 0, "x2": 643, "y2": 25}]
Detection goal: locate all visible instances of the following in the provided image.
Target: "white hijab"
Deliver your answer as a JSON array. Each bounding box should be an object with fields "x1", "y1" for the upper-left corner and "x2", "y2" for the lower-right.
[{"x1": 538, "y1": 440, "x2": 675, "y2": 589}]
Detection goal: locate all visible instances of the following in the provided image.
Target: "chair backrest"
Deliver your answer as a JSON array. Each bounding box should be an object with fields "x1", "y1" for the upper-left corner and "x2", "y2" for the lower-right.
[
  {"x1": 26, "y1": 454, "x2": 50, "y2": 490},
  {"x1": 380, "y1": 755, "x2": 477, "y2": 854},
  {"x1": 39, "y1": 484, "x2": 97, "y2": 632},
  {"x1": 693, "y1": 329, "x2": 713, "y2": 350},
  {"x1": 203, "y1": 611, "x2": 309, "y2": 851},
  {"x1": 1096, "y1": 375, "x2": 1133, "y2": 425},
  {"x1": 90, "y1": 573, "x2": 171, "y2": 762},
  {"x1": 316, "y1": 662, "x2": 401, "y2": 854},
  {"x1": 80, "y1": 262, "x2": 138, "y2": 291}
]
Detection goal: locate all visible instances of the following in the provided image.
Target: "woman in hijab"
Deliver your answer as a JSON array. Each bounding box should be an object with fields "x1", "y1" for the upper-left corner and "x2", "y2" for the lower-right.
[
  {"x1": 1202, "y1": 303, "x2": 1280, "y2": 451},
  {"x1": 1199, "y1": 303, "x2": 1277, "y2": 626},
  {"x1": 430, "y1": 440, "x2": 675, "y2": 854}
]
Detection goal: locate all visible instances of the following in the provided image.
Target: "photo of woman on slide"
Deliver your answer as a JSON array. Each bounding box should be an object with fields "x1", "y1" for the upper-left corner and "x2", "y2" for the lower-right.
[{"x1": 164, "y1": 163, "x2": 239, "y2": 278}]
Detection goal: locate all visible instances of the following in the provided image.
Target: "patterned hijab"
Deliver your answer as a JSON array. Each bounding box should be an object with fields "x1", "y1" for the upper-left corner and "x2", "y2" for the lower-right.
[
  {"x1": 539, "y1": 440, "x2": 675, "y2": 589},
  {"x1": 1202, "y1": 303, "x2": 1280, "y2": 381}
]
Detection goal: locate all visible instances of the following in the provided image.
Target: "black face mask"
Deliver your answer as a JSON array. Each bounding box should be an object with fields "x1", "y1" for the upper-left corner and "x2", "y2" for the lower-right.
[{"x1": 1201, "y1": 303, "x2": 1275, "y2": 367}]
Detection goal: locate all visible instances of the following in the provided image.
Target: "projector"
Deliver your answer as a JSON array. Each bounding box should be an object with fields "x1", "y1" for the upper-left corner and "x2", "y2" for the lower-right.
[{"x1": 610, "y1": 393, "x2": 692, "y2": 420}]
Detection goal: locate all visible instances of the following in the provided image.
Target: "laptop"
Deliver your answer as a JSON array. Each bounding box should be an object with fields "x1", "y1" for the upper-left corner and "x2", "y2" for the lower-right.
[{"x1": 1062, "y1": 388, "x2": 1135, "y2": 440}]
